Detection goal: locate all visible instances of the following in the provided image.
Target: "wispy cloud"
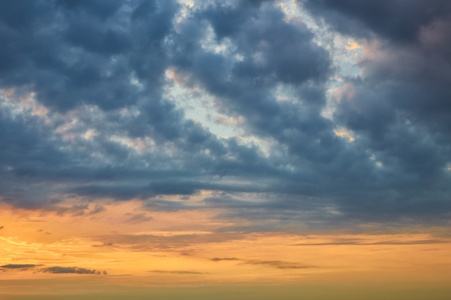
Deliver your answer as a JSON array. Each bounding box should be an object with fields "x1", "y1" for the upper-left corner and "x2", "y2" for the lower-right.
[
  {"x1": 0, "y1": 264, "x2": 42, "y2": 270},
  {"x1": 211, "y1": 257, "x2": 314, "y2": 270},
  {"x1": 295, "y1": 238, "x2": 448, "y2": 246},
  {"x1": 148, "y1": 270, "x2": 207, "y2": 275},
  {"x1": 126, "y1": 213, "x2": 153, "y2": 224}
]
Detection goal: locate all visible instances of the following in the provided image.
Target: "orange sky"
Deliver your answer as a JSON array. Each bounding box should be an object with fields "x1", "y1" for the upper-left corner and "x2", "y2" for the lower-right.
[{"x1": 1, "y1": 201, "x2": 451, "y2": 294}]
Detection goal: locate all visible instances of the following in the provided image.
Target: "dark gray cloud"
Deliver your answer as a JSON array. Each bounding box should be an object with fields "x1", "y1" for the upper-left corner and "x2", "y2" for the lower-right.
[
  {"x1": 0, "y1": 0, "x2": 450, "y2": 230},
  {"x1": 3, "y1": 0, "x2": 333, "y2": 213},
  {"x1": 41, "y1": 266, "x2": 106, "y2": 275},
  {"x1": 0, "y1": 264, "x2": 42, "y2": 270},
  {"x1": 299, "y1": 0, "x2": 451, "y2": 222},
  {"x1": 0, "y1": 263, "x2": 106, "y2": 275},
  {"x1": 211, "y1": 257, "x2": 239, "y2": 262},
  {"x1": 302, "y1": 0, "x2": 451, "y2": 43},
  {"x1": 0, "y1": 0, "x2": 177, "y2": 112}
]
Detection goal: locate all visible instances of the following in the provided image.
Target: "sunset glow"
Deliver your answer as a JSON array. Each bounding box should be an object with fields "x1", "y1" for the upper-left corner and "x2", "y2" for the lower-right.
[{"x1": 1, "y1": 0, "x2": 451, "y2": 299}]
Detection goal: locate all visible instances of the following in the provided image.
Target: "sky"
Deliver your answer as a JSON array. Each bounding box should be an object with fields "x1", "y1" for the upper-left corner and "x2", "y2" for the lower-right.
[{"x1": 1, "y1": 0, "x2": 451, "y2": 299}]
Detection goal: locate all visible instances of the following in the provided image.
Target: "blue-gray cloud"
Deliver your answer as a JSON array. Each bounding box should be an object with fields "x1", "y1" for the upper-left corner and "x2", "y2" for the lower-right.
[
  {"x1": 302, "y1": 0, "x2": 451, "y2": 42},
  {"x1": 0, "y1": 0, "x2": 450, "y2": 230},
  {"x1": 300, "y1": 0, "x2": 451, "y2": 222}
]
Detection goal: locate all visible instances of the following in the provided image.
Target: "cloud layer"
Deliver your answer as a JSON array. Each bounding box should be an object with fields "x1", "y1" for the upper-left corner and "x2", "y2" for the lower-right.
[{"x1": 1, "y1": 0, "x2": 450, "y2": 231}]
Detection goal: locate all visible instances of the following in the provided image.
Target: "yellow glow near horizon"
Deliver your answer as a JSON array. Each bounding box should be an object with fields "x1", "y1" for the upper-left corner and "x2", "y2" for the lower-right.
[{"x1": 1, "y1": 202, "x2": 451, "y2": 287}]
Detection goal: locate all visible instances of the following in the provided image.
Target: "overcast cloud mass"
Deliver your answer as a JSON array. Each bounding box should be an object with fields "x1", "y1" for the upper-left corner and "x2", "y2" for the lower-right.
[{"x1": 1, "y1": 0, "x2": 451, "y2": 232}]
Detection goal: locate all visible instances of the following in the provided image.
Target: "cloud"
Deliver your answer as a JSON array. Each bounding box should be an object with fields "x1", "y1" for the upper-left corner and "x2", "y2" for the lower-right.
[
  {"x1": 41, "y1": 266, "x2": 106, "y2": 275},
  {"x1": 301, "y1": 0, "x2": 451, "y2": 42},
  {"x1": 211, "y1": 257, "x2": 239, "y2": 262},
  {"x1": 243, "y1": 260, "x2": 314, "y2": 269},
  {"x1": 0, "y1": 0, "x2": 178, "y2": 112},
  {"x1": 92, "y1": 232, "x2": 245, "y2": 252},
  {"x1": 295, "y1": 238, "x2": 448, "y2": 246},
  {"x1": 0, "y1": 0, "x2": 450, "y2": 231},
  {"x1": 291, "y1": 0, "x2": 451, "y2": 222},
  {"x1": 0, "y1": 261, "x2": 108, "y2": 275},
  {"x1": 210, "y1": 257, "x2": 313, "y2": 269},
  {"x1": 0, "y1": 263, "x2": 107, "y2": 275},
  {"x1": 143, "y1": 199, "x2": 194, "y2": 212},
  {"x1": 148, "y1": 270, "x2": 206, "y2": 275},
  {"x1": 126, "y1": 213, "x2": 153, "y2": 224},
  {"x1": 0, "y1": 264, "x2": 42, "y2": 270},
  {"x1": 92, "y1": 242, "x2": 114, "y2": 248}
]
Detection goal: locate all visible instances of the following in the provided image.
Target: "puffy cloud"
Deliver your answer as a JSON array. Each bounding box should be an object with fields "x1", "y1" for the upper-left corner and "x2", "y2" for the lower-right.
[
  {"x1": 301, "y1": 0, "x2": 451, "y2": 42},
  {"x1": 298, "y1": 0, "x2": 451, "y2": 222},
  {"x1": 0, "y1": 0, "x2": 450, "y2": 230}
]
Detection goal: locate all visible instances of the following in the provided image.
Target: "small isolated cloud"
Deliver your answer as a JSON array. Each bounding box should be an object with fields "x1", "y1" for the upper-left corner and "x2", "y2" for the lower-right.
[
  {"x1": 92, "y1": 242, "x2": 114, "y2": 247},
  {"x1": 210, "y1": 257, "x2": 313, "y2": 269},
  {"x1": 148, "y1": 270, "x2": 206, "y2": 275},
  {"x1": 211, "y1": 257, "x2": 239, "y2": 262},
  {"x1": 242, "y1": 260, "x2": 314, "y2": 270},
  {"x1": 41, "y1": 266, "x2": 106, "y2": 275},
  {"x1": 0, "y1": 264, "x2": 42, "y2": 270}
]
